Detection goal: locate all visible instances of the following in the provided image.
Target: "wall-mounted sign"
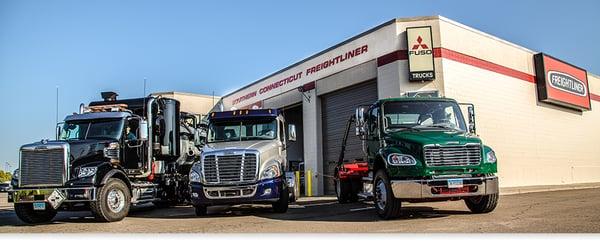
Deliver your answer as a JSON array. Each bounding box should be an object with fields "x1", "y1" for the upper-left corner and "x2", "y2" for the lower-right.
[
  {"x1": 406, "y1": 26, "x2": 435, "y2": 81},
  {"x1": 534, "y1": 53, "x2": 591, "y2": 111}
]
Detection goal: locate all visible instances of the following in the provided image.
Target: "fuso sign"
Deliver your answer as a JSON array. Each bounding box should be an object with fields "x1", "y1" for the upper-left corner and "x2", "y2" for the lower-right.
[
  {"x1": 534, "y1": 53, "x2": 591, "y2": 111},
  {"x1": 406, "y1": 26, "x2": 435, "y2": 81}
]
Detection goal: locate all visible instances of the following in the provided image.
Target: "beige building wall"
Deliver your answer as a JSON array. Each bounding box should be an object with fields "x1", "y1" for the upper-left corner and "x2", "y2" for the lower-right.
[
  {"x1": 152, "y1": 91, "x2": 219, "y2": 116},
  {"x1": 437, "y1": 17, "x2": 600, "y2": 187}
]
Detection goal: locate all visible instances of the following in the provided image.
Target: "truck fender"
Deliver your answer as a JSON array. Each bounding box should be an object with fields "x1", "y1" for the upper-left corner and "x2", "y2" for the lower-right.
[{"x1": 98, "y1": 169, "x2": 132, "y2": 192}]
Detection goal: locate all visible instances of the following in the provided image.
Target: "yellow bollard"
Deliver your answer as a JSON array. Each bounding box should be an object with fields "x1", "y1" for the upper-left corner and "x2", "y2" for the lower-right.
[
  {"x1": 295, "y1": 171, "x2": 301, "y2": 196},
  {"x1": 306, "y1": 169, "x2": 312, "y2": 197}
]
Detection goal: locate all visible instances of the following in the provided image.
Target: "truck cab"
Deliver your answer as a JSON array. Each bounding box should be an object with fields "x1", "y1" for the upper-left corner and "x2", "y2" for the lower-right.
[
  {"x1": 336, "y1": 97, "x2": 499, "y2": 219},
  {"x1": 189, "y1": 109, "x2": 297, "y2": 215}
]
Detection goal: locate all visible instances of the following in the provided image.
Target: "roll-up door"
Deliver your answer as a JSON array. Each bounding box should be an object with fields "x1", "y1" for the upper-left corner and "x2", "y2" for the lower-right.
[{"x1": 321, "y1": 80, "x2": 378, "y2": 194}]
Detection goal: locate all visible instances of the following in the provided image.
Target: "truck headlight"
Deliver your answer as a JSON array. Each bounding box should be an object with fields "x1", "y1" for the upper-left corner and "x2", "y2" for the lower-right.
[
  {"x1": 486, "y1": 150, "x2": 497, "y2": 163},
  {"x1": 103, "y1": 142, "x2": 120, "y2": 164},
  {"x1": 189, "y1": 170, "x2": 201, "y2": 183},
  {"x1": 189, "y1": 163, "x2": 203, "y2": 183},
  {"x1": 387, "y1": 153, "x2": 416, "y2": 166},
  {"x1": 78, "y1": 167, "x2": 97, "y2": 178},
  {"x1": 260, "y1": 164, "x2": 281, "y2": 180}
]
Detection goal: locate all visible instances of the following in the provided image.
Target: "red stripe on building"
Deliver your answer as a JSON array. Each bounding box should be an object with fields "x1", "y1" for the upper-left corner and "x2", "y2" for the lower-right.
[
  {"x1": 376, "y1": 48, "x2": 600, "y2": 102},
  {"x1": 591, "y1": 93, "x2": 600, "y2": 102},
  {"x1": 437, "y1": 48, "x2": 536, "y2": 83}
]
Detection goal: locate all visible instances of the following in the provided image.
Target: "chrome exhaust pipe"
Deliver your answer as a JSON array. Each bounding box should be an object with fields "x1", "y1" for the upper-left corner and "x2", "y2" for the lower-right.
[{"x1": 79, "y1": 103, "x2": 85, "y2": 114}]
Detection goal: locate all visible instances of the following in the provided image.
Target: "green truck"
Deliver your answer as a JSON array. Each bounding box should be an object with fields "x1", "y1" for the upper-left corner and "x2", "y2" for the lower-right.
[{"x1": 335, "y1": 97, "x2": 499, "y2": 219}]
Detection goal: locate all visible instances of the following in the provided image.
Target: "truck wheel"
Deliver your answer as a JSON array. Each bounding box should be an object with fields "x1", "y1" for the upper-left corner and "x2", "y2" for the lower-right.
[
  {"x1": 272, "y1": 185, "x2": 289, "y2": 213},
  {"x1": 374, "y1": 170, "x2": 402, "y2": 219},
  {"x1": 194, "y1": 205, "x2": 207, "y2": 216},
  {"x1": 464, "y1": 194, "x2": 499, "y2": 213},
  {"x1": 90, "y1": 178, "x2": 131, "y2": 222},
  {"x1": 14, "y1": 203, "x2": 57, "y2": 224},
  {"x1": 335, "y1": 179, "x2": 351, "y2": 203}
]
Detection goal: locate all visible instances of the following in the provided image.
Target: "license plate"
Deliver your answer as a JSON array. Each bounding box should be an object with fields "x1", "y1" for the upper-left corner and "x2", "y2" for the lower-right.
[
  {"x1": 447, "y1": 179, "x2": 464, "y2": 188},
  {"x1": 33, "y1": 202, "x2": 46, "y2": 211}
]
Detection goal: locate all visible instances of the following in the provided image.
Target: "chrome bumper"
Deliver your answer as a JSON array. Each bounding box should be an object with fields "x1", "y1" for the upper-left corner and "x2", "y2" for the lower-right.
[
  {"x1": 10, "y1": 187, "x2": 96, "y2": 206},
  {"x1": 391, "y1": 175, "x2": 498, "y2": 199}
]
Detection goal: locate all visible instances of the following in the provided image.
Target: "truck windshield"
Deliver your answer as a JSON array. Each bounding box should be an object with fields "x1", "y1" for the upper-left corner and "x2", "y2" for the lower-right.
[
  {"x1": 208, "y1": 119, "x2": 277, "y2": 143},
  {"x1": 60, "y1": 119, "x2": 125, "y2": 140},
  {"x1": 382, "y1": 101, "x2": 467, "y2": 132}
]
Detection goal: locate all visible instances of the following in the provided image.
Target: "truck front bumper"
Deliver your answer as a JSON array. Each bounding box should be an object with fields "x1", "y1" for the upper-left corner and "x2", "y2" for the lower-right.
[
  {"x1": 9, "y1": 187, "x2": 97, "y2": 209},
  {"x1": 391, "y1": 175, "x2": 498, "y2": 199},
  {"x1": 190, "y1": 178, "x2": 284, "y2": 206}
]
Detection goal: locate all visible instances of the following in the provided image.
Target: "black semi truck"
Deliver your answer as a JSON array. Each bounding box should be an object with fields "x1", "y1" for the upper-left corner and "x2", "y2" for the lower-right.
[{"x1": 9, "y1": 92, "x2": 205, "y2": 223}]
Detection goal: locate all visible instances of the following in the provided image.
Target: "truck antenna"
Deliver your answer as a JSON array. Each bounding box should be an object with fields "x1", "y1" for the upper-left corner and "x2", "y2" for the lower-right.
[
  {"x1": 55, "y1": 85, "x2": 59, "y2": 124},
  {"x1": 143, "y1": 77, "x2": 147, "y2": 119}
]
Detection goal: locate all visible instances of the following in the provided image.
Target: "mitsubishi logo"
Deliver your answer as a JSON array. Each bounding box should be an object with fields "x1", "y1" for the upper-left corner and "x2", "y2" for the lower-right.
[{"x1": 412, "y1": 36, "x2": 429, "y2": 50}]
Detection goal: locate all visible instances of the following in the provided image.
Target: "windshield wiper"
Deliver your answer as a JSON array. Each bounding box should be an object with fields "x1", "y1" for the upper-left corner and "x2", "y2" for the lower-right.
[
  {"x1": 387, "y1": 125, "x2": 421, "y2": 132},
  {"x1": 424, "y1": 125, "x2": 462, "y2": 131}
]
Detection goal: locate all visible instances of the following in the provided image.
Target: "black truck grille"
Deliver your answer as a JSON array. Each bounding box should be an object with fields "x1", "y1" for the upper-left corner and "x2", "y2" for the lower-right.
[
  {"x1": 424, "y1": 144, "x2": 482, "y2": 166},
  {"x1": 203, "y1": 153, "x2": 258, "y2": 184},
  {"x1": 20, "y1": 148, "x2": 66, "y2": 187}
]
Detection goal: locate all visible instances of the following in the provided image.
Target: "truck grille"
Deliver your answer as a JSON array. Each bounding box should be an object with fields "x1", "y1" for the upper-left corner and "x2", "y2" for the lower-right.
[
  {"x1": 20, "y1": 148, "x2": 66, "y2": 187},
  {"x1": 202, "y1": 152, "x2": 258, "y2": 184},
  {"x1": 424, "y1": 144, "x2": 481, "y2": 166}
]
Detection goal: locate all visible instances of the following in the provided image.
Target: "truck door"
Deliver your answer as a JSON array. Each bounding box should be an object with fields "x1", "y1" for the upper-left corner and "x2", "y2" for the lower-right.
[{"x1": 123, "y1": 118, "x2": 146, "y2": 169}]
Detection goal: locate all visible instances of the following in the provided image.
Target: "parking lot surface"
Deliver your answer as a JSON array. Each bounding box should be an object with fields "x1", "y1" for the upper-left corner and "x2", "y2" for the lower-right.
[{"x1": 1, "y1": 188, "x2": 599, "y2": 233}]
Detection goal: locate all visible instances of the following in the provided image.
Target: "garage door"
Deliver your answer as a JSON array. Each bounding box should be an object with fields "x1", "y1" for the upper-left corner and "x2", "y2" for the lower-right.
[{"x1": 321, "y1": 80, "x2": 378, "y2": 194}]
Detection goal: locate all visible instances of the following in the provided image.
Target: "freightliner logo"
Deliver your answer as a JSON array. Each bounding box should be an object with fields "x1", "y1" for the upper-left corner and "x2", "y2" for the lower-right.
[{"x1": 547, "y1": 71, "x2": 587, "y2": 97}]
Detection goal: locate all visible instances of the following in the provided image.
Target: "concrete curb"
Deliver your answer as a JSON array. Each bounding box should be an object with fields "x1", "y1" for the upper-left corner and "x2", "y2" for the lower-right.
[{"x1": 499, "y1": 182, "x2": 600, "y2": 195}]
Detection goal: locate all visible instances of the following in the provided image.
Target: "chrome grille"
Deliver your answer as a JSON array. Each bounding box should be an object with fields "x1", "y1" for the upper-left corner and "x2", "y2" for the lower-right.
[
  {"x1": 202, "y1": 152, "x2": 258, "y2": 184},
  {"x1": 20, "y1": 148, "x2": 66, "y2": 187},
  {"x1": 424, "y1": 144, "x2": 481, "y2": 166}
]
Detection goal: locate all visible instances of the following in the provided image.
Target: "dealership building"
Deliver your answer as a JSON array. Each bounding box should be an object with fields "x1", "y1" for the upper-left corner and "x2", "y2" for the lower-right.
[{"x1": 212, "y1": 16, "x2": 600, "y2": 196}]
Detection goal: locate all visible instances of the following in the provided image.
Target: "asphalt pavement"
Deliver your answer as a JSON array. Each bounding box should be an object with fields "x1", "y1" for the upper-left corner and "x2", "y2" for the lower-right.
[{"x1": 1, "y1": 188, "x2": 599, "y2": 233}]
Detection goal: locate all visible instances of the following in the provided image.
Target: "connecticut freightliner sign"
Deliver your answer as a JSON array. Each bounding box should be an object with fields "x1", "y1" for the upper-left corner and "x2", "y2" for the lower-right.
[
  {"x1": 223, "y1": 23, "x2": 399, "y2": 110},
  {"x1": 406, "y1": 26, "x2": 435, "y2": 81},
  {"x1": 534, "y1": 53, "x2": 591, "y2": 111}
]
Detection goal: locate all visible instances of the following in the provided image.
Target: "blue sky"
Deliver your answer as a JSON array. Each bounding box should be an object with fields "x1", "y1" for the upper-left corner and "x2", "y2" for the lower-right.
[{"x1": 1, "y1": 0, "x2": 599, "y2": 172}]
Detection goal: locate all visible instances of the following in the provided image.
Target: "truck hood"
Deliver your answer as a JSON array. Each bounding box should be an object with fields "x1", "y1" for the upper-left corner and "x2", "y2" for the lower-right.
[
  {"x1": 385, "y1": 130, "x2": 481, "y2": 146},
  {"x1": 203, "y1": 140, "x2": 281, "y2": 154},
  {"x1": 66, "y1": 139, "x2": 116, "y2": 168}
]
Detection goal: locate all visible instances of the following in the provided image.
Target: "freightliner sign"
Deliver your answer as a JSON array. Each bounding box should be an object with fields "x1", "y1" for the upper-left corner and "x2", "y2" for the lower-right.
[{"x1": 534, "y1": 53, "x2": 591, "y2": 111}]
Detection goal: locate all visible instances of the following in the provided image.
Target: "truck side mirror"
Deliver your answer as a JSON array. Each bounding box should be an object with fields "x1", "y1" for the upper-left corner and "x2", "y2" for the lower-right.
[
  {"x1": 467, "y1": 106, "x2": 476, "y2": 135},
  {"x1": 459, "y1": 103, "x2": 477, "y2": 135},
  {"x1": 355, "y1": 107, "x2": 366, "y2": 137},
  {"x1": 194, "y1": 127, "x2": 207, "y2": 147},
  {"x1": 288, "y1": 124, "x2": 297, "y2": 142},
  {"x1": 55, "y1": 123, "x2": 63, "y2": 140},
  {"x1": 139, "y1": 119, "x2": 149, "y2": 141}
]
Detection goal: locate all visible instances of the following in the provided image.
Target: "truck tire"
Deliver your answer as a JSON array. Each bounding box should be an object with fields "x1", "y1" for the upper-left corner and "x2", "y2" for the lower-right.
[
  {"x1": 272, "y1": 185, "x2": 289, "y2": 213},
  {"x1": 90, "y1": 178, "x2": 131, "y2": 222},
  {"x1": 194, "y1": 205, "x2": 207, "y2": 216},
  {"x1": 374, "y1": 170, "x2": 402, "y2": 219},
  {"x1": 335, "y1": 179, "x2": 352, "y2": 203},
  {"x1": 464, "y1": 194, "x2": 499, "y2": 213},
  {"x1": 14, "y1": 203, "x2": 57, "y2": 224}
]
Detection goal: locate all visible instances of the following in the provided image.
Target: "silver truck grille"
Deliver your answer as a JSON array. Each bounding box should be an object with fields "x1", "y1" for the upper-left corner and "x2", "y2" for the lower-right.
[
  {"x1": 203, "y1": 153, "x2": 258, "y2": 184},
  {"x1": 424, "y1": 144, "x2": 481, "y2": 166},
  {"x1": 20, "y1": 148, "x2": 66, "y2": 187}
]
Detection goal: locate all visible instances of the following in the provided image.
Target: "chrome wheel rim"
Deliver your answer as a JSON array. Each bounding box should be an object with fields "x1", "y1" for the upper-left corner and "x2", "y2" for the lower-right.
[
  {"x1": 107, "y1": 189, "x2": 125, "y2": 213},
  {"x1": 375, "y1": 179, "x2": 387, "y2": 210}
]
